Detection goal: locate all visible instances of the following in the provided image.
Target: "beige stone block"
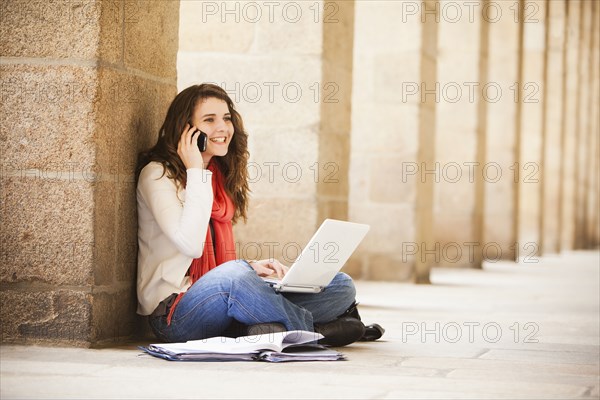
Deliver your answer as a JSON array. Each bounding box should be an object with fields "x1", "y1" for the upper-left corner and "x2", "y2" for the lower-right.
[
  {"x1": 254, "y1": 0, "x2": 323, "y2": 55},
  {"x1": 233, "y1": 198, "x2": 317, "y2": 264},
  {"x1": 350, "y1": 54, "x2": 375, "y2": 101},
  {"x1": 317, "y1": 199, "x2": 348, "y2": 223},
  {"x1": 124, "y1": 0, "x2": 179, "y2": 79},
  {"x1": 116, "y1": 182, "x2": 138, "y2": 282},
  {"x1": 93, "y1": 180, "x2": 116, "y2": 286},
  {"x1": 97, "y1": 1, "x2": 125, "y2": 64},
  {"x1": 369, "y1": 156, "x2": 417, "y2": 204},
  {"x1": 373, "y1": 53, "x2": 420, "y2": 104},
  {"x1": 348, "y1": 156, "x2": 370, "y2": 204},
  {"x1": 94, "y1": 67, "x2": 176, "y2": 176},
  {"x1": 353, "y1": 0, "x2": 421, "y2": 54},
  {"x1": 350, "y1": 103, "x2": 419, "y2": 156},
  {"x1": 421, "y1": 55, "x2": 437, "y2": 88},
  {"x1": 487, "y1": 51, "x2": 519, "y2": 83},
  {"x1": 0, "y1": 64, "x2": 97, "y2": 170},
  {"x1": 367, "y1": 252, "x2": 413, "y2": 281},
  {"x1": 178, "y1": 53, "x2": 322, "y2": 128},
  {"x1": 322, "y1": 1, "x2": 355, "y2": 64},
  {"x1": 349, "y1": 203, "x2": 415, "y2": 255},
  {"x1": 247, "y1": 126, "x2": 318, "y2": 198},
  {"x1": 178, "y1": 0, "x2": 254, "y2": 53},
  {"x1": 0, "y1": 177, "x2": 94, "y2": 286},
  {"x1": 91, "y1": 289, "x2": 137, "y2": 343},
  {"x1": 0, "y1": 0, "x2": 100, "y2": 59},
  {"x1": 0, "y1": 289, "x2": 91, "y2": 345},
  {"x1": 522, "y1": 2, "x2": 547, "y2": 51},
  {"x1": 341, "y1": 253, "x2": 364, "y2": 279},
  {"x1": 317, "y1": 133, "x2": 349, "y2": 198},
  {"x1": 435, "y1": 129, "x2": 477, "y2": 161},
  {"x1": 488, "y1": 8, "x2": 520, "y2": 54},
  {"x1": 438, "y1": 17, "x2": 480, "y2": 53}
]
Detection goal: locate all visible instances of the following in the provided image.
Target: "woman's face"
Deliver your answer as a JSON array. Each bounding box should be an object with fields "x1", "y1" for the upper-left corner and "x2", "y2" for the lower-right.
[{"x1": 190, "y1": 97, "x2": 235, "y2": 163}]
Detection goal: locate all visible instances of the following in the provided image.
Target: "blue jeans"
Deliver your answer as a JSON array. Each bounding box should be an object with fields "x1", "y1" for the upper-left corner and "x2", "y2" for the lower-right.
[{"x1": 149, "y1": 260, "x2": 357, "y2": 343}]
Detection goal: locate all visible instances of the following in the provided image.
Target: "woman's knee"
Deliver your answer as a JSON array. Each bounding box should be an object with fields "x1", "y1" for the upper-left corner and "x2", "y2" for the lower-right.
[
  {"x1": 331, "y1": 272, "x2": 357, "y2": 298},
  {"x1": 207, "y1": 260, "x2": 257, "y2": 287}
]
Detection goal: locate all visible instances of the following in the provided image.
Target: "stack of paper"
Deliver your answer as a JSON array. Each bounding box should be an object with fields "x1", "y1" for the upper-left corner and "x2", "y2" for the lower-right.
[{"x1": 139, "y1": 330, "x2": 346, "y2": 362}]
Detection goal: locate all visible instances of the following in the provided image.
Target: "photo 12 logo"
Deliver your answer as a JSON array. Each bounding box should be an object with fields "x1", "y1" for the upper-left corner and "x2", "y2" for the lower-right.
[
  {"x1": 402, "y1": 321, "x2": 540, "y2": 344},
  {"x1": 198, "y1": 1, "x2": 340, "y2": 24}
]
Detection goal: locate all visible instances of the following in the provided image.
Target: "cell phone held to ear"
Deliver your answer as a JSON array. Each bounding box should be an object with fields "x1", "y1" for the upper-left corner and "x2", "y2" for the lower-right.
[
  {"x1": 189, "y1": 121, "x2": 208, "y2": 152},
  {"x1": 197, "y1": 131, "x2": 208, "y2": 152}
]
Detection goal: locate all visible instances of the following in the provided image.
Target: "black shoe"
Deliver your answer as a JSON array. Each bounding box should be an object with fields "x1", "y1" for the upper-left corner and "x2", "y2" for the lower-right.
[
  {"x1": 247, "y1": 322, "x2": 287, "y2": 336},
  {"x1": 314, "y1": 317, "x2": 366, "y2": 347},
  {"x1": 360, "y1": 323, "x2": 385, "y2": 341},
  {"x1": 338, "y1": 302, "x2": 385, "y2": 342}
]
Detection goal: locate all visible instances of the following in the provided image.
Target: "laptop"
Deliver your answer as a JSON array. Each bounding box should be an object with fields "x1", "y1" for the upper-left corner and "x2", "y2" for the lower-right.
[{"x1": 263, "y1": 219, "x2": 370, "y2": 293}]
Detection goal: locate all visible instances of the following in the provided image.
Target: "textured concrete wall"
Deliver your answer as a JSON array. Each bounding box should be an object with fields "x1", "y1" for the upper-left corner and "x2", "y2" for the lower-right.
[
  {"x1": 433, "y1": 3, "x2": 481, "y2": 268},
  {"x1": 574, "y1": 1, "x2": 592, "y2": 249},
  {"x1": 515, "y1": 0, "x2": 546, "y2": 261},
  {"x1": 540, "y1": 0, "x2": 565, "y2": 254},
  {"x1": 587, "y1": 2, "x2": 600, "y2": 247},
  {"x1": 316, "y1": 1, "x2": 354, "y2": 232},
  {"x1": 482, "y1": 0, "x2": 520, "y2": 261},
  {"x1": 560, "y1": 1, "x2": 581, "y2": 251},
  {"x1": 1, "y1": 1, "x2": 179, "y2": 345},
  {"x1": 178, "y1": 0, "x2": 325, "y2": 265},
  {"x1": 348, "y1": 0, "x2": 436, "y2": 281}
]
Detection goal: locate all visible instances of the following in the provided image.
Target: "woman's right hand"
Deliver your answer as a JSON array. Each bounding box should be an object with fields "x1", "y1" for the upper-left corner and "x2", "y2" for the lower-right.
[{"x1": 177, "y1": 123, "x2": 204, "y2": 169}]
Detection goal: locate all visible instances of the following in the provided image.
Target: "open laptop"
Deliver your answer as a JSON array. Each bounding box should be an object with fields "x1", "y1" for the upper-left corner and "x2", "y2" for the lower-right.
[{"x1": 263, "y1": 219, "x2": 370, "y2": 293}]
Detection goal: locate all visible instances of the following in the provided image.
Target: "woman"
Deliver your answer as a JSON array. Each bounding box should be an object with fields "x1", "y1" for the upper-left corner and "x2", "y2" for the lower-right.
[{"x1": 136, "y1": 83, "x2": 366, "y2": 346}]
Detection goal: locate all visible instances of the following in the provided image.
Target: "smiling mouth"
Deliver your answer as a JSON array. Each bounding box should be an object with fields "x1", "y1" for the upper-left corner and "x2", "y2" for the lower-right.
[{"x1": 210, "y1": 137, "x2": 227, "y2": 143}]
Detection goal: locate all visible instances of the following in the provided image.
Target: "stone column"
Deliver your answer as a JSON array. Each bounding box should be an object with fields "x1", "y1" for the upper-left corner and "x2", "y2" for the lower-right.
[
  {"x1": 317, "y1": 1, "x2": 354, "y2": 227},
  {"x1": 433, "y1": 2, "x2": 481, "y2": 268},
  {"x1": 481, "y1": 0, "x2": 520, "y2": 261},
  {"x1": 1, "y1": 1, "x2": 179, "y2": 345},
  {"x1": 587, "y1": 2, "x2": 600, "y2": 248},
  {"x1": 178, "y1": 1, "x2": 326, "y2": 265},
  {"x1": 515, "y1": 0, "x2": 546, "y2": 261},
  {"x1": 540, "y1": 0, "x2": 565, "y2": 254},
  {"x1": 348, "y1": 0, "x2": 436, "y2": 282},
  {"x1": 574, "y1": 1, "x2": 592, "y2": 249},
  {"x1": 559, "y1": 1, "x2": 581, "y2": 251}
]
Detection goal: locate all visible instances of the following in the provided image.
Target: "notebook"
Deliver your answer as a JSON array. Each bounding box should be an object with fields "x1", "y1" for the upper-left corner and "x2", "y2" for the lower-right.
[
  {"x1": 263, "y1": 219, "x2": 370, "y2": 293},
  {"x1": 139, "y1": 330, "x2": 346, "y2": 362}
]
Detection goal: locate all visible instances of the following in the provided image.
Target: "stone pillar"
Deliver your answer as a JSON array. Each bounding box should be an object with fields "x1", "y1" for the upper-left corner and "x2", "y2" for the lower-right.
[
  {"x1": 433, "y1": 2, "x2": 480, "y2": 268},
  {"x1": 574, "y1": 1, "x2": 592, "y2": 249},
  {"x1": 540, "y1": 0, "x2": 565, "y2": 254},
  {"x1": 348, "y1": 1, "x2": 436, "y2": 282},
  {"x1": 1, "y1": 1, "x2": 179, "y2": 345},
  {"x1": 178, "y1": 1, "x2": 325, "y2": 264},
  {"x1": 317, "y1": 1, "x2": 354, "y2": 228},
  {"x1": 559, "y1": 1, "x2": 581, "y2": 251},
  {"x1": 515, "y1": 0, "x2": 546, "y2": 261},
  {"x1": 587, "y1": 2, "x2": 600, "y2": 248},
  {"x1": 481, "y1": 0, "x2": 520, "y2": 261}
]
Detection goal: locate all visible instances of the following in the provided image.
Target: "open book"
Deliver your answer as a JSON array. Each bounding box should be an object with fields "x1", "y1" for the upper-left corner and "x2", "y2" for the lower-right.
[{"x1": 139, "y1": 330, "x2": 346, "y2": 362}]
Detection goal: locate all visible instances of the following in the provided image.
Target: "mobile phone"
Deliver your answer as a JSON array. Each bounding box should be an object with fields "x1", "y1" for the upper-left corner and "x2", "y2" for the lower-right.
[
  {"x1": 197, "y1": 131, "x2": 208, "y2": 152},
  {"x1": 188, "y1": 121, "x2": 208, "y2": 152}
]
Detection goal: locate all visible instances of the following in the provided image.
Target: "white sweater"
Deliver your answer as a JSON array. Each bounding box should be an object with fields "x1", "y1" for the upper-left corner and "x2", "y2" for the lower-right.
[{"x1": 136, "y1": 162, "x2": 214, "y2": 315}]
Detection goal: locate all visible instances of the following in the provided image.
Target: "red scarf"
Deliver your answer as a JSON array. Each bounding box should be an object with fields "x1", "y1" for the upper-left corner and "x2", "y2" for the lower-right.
[{"x1": 167, "y1": 162, "x2": 236, "y2": 325}]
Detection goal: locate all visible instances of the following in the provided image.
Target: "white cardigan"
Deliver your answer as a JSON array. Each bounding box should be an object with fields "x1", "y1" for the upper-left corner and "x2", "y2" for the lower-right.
[{"x1": 136, "y1": 162, "x2": 214, "y2": 315}]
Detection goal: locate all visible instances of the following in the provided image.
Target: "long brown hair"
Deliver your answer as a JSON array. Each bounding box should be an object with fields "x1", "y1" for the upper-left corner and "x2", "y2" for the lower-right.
[{"x1": 137, "y1": 84, "x2": 250, "y2": 223}]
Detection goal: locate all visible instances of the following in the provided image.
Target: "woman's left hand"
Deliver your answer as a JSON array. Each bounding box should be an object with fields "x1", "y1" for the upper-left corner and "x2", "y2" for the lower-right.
[{"x1": 249, "y1": 259, "x2": 289, "y2": 279}]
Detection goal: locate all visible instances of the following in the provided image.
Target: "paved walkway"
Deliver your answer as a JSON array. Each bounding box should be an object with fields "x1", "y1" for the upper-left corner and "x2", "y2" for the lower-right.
[{"x1": 1, "y1": 251, "x2": 599, "y2": 399}]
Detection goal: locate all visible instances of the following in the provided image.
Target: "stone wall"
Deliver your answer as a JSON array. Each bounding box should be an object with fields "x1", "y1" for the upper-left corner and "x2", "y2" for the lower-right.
[
  {"x1": 1, "y1": 0, "x2": 599, "y2": 346},
  {"x1": 1, "y1": 1, "x2": 179, "y2": 346},
  {"x1": 177, "y1": 0, "x2": 326, "y2": 264}
]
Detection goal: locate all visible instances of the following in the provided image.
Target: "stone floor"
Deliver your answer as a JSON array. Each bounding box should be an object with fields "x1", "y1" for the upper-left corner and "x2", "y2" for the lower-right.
[{"x1": 1, "y1": 251, "x2": 599, "y2": 399}]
